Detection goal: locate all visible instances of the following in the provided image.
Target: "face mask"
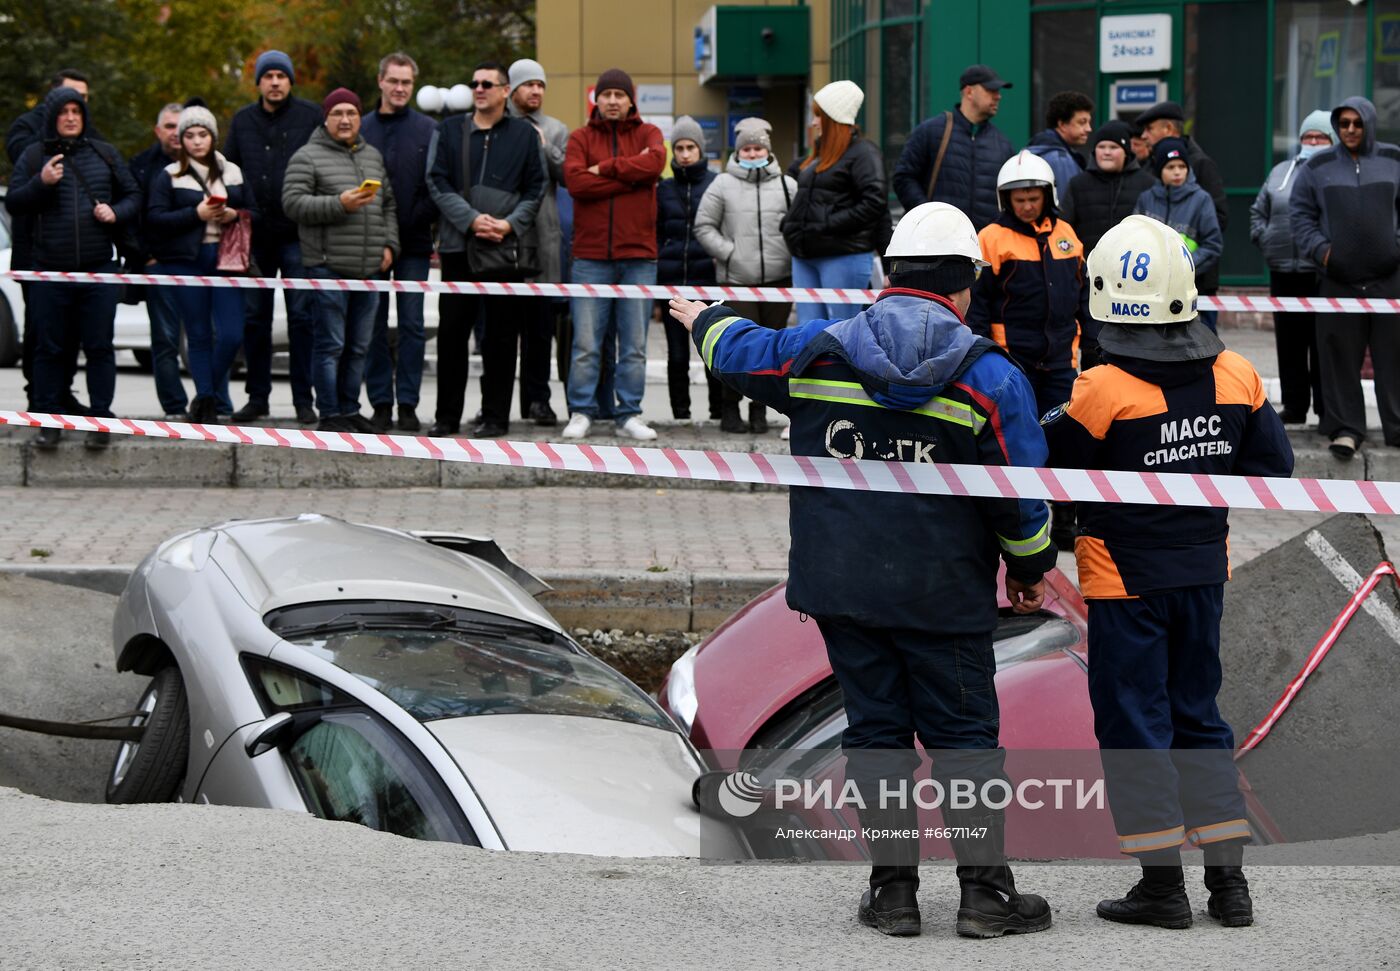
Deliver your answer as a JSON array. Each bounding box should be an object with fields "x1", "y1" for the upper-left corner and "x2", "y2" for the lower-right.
[
  {"x1": 738, "y1": 157, "x2": 768, "y2": 169},
  {"x1": 1297, "y1": 143, "x2": 1329, "y2": 161}
]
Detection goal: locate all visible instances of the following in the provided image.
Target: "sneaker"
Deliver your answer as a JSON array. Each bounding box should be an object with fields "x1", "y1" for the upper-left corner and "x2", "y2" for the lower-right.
[
  {"x1": 34, "y1": 427, "x2": 62, "y2": 450},
  {"x1": 528, "y1": 400, "x2": 559, "y2": 427},
  {"x1": 84, "y1": 430, "x2": 111, "y2": 450},
  {"x1": 616, "y1": 416, "x2": 658, "y2": 441},
  {"x1": 781, "y1": 424, "x2": 791, "y2": 441},
  {"x1": 561, "y1": 413, "x2": 591, "y2": 439},
  {"x1": 231, "y1": 399, "x2": 270, "y2": 422},
  {"x1": 295, "y1": 404, "x2": 318, "y2": 425},
  {"x1": 397, "y1": 406, "x2": 421, "y2": 432},
  {"x1": 371, "y1": 404, "x2": 394, "y2": 433},
  {"x1": 1329, "y1": 434, "x2": 1359, "y2": 460}
]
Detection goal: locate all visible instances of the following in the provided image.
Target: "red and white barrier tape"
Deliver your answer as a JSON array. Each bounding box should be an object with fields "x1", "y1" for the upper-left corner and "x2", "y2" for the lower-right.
[
  {"x1": 5, "y1": 410, "x2": 1400, "y2": 516},
  {"x1": 1236, "y1": 560, "x2": 1398, "y2": 757},
  {"x1": 4, "y1": 269, "x2": 1394, "y2": 313}
]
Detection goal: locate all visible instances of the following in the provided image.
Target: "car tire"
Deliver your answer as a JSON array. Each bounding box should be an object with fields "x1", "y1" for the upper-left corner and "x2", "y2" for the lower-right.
[
  {"x1": 0, "y1": 297, "x2": 17, "y2": 367},
  {"x1": 105, "y1": 665, "x2": 190, "y2": 804}
]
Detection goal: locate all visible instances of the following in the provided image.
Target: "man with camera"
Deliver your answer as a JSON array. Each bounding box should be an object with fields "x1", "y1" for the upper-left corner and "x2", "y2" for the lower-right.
[
  {"x1": 426, "y1": 60, "x2": 545, "y2": 438},
  {"x1": 5, "y1": 85, "x2": 141, "y2": 449}
]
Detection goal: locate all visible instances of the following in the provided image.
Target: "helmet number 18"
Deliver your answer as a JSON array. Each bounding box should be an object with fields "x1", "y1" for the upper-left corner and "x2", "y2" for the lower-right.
[{"x1": 1119, "y1": 250, "x2": 1151, "y2": 282}]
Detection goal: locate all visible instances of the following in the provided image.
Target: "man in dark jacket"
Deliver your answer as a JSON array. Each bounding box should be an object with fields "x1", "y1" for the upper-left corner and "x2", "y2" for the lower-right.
[
  {"x1": 5, "y1": 86, "x2": 140, "y2": 449},
  {"x1": 1060, "y1": 120, "x2": 1156, "y2": 256},
  {"x1": 361, "y1": 51, "x2": 438, "y2": 433},
  {"x1": 223, "y1": 50, "x2": 323, "y2": 424},
  {"x1": 128, "y1": 102, "x2": 190, "y2": 420},
  {"x1": 426, "y1": 60, "x2": 545, "y2": 438},
  {"x1": 672, "y1": 202, "x2": 1056, "y2": 941},
  {"x1": 893, "y1": 65, "x2": 1015, "y2": 230},
  {"x1": 1026, "y1": 90, "x2": 1093, "y2": 195},
  {"x1": 5, "y1": 69, "x2": 94, "y2": 165},
  {"x1": 1290, "y1": 95, "x2": 1400, "y2": 458}
]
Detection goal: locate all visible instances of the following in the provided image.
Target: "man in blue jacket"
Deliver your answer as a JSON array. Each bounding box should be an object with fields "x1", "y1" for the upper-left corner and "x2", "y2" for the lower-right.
[
  {"x1": 223, "y1": 50, "x2": 323, "y2": 424},
  {"x1": 670, "y1": 202, "x2": 1056, "y2": 941},
  {"x1": 361, "y1": 52, "x2": 438, "y2": 433},
  {"x1": 1289, "y1": 95, "x2": 1400, "y2": 460},
  {"x1": 893, "y1": 65, "x2": 1016, "y2": 230}
]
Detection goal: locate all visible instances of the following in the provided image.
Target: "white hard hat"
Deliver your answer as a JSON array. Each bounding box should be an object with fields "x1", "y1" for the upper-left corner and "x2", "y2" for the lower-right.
[
  {"x1": 996, "y1": 150, "x2": 1058, "y2": 210},
  {"x1": 886, "y1": 202, "x2": 988, "y2": 266},
  {"x1": 1088, "y1": 214, "x2": 1198, "y2": 326}
]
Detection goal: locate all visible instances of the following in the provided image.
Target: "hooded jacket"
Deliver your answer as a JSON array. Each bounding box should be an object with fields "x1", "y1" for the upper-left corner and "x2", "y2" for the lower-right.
[
  {"x1": 656, "y1": 158, "x2": 718, "y2": 285},
  {"x1": 281, "y1": 126, "x2": 399, "y2": 278},
  {"x1": 1026, "y1": 128, "x2": 1086, "y2": 200},
  {"x1": 1249, "y1": 110, "x2": 1332, "y2": 275},
  {"x1": 1289, "y1": 96, "x2": 1400, "y2": 287},
  {"x1": 508, "y1": 101, "x2": 570, "y2": 283},
  {"x1": 968, "y1": 212, "x2": 1092, "y2": 371},
  {"x1": 1060, "y1": 157, "x2": 1156, "y2": 257},
  {"x1": 1134, "y1": 179, "x2": 1224, "y2": 291},
  {"x1": 360, "y1": 105, "x2": 439, "y2": 258},
  {"x1": 781, "y1": 134, "x2": 887, "y2": 258},
  {"x1": 693, "y1": 154, "x2": 797, "y2": 285},
  {"x1": 689, "y1": 290, "x2": 1056, "y2": 632},
  {"x1": 426, "y1": 111, "x2": 546, "y2": 259},
  {"x1": 223, "y1": 95, "x2": 323, "y2": 243},
  {"x1": 6, "y1": 87, "x2": 141, "y2": 271},
  {"x1": 563, "y1": 106, "x2": 666, "y2": 261},
  {"x1": 893, "y1": 107, "x2": 1015, "y2": 230}
]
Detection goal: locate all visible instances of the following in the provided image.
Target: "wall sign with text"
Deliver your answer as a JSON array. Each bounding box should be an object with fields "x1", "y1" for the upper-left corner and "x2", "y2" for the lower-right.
[{"x1": 1100, "y1": 14, "x2": 1173, "y2": 74}]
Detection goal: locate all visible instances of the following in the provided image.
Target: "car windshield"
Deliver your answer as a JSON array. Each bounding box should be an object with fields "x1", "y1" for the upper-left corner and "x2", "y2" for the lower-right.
[{"x1": 266, "y1": 601, "x2": 671, "y2": 730}]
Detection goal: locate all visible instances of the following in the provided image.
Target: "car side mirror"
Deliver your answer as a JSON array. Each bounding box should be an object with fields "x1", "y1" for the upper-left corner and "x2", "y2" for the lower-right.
[{"x1": 244, "y1": 712, "x2": 295, "y2": 757}]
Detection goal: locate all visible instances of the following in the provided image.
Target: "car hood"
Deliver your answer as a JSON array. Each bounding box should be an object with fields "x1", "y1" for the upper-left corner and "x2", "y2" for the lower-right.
[{"x1": 425, "y1": 715, "x2": 746, "y2": 857}]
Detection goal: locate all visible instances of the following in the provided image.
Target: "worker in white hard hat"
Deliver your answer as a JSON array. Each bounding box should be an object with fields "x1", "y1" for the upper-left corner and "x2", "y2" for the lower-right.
[
  {"x1": 669, "y1": 201, "x2": 1055, "y2": 941},
  {"x1": 969, "y1": 149, "x2": 1093, "y2": 551},
  {"x1": 1042, "y1": 214, "x2": 1293, "y2": 930}
]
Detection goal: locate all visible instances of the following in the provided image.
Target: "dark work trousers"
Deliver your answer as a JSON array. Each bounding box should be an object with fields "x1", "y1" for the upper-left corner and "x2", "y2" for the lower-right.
[
  {"x1": 27, "y1": 273, "x2": 119, "y2": 417},
  {"x1": 1318, "y1": 271, "x2": 1400, "y2": 445},
  {"x1": 723, "y1": 292, "x2": 793, "y2": 412},
  {"x1": 519, "y1": 296, "x2": 563, "y2": 416},
  {"x1": 1087, "y1": 585, "x2": 1249, "y2": 857},
  {"x1": 436, "y1": 252, "x2": 525, "y2": 428},
  {"x1": 1269, "y1": 270, "x2": 1323, "y2": 420},
  {"x1": 243, "y1": 235, "x2": 315, "y2": 410},
  {"x1": 658, "y1": 307, "x2": 721, "y2": 419}
]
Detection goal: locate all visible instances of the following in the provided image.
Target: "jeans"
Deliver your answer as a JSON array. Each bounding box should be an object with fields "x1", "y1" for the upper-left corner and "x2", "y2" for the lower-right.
[
  {"x1": 365, "y1": 253, "x2": 430, "y2": 409},
  {"x1": 163, "y1": 246, "x2": 244, "y2": 412},
  {"x1": 567, "y1": 258, "x2": 656, "y2": 421},
  {"x1": 308, "y1": 266, "x2": 379, "y2": 418},
  {"x1": 243, "y1": 236, "x2": 315, "y2": 408},
  {"x1": 145, "y1": 265, "x2": 188, "y2": 414},
  {"x1": 792, "y1": 252, "x2": 874, "y2": 326},
  {"x1": 28, "y1": 266, "x2": 120, "y2": 417}
]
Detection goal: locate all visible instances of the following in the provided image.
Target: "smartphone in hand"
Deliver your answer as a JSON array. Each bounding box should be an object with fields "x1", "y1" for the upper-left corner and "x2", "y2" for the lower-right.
[
  {"x1": 207, "y1": 195, "x2": 227, "y2": 206},
  {"x1": 357, "y1": 179, "x2": 381, "y2": 197}
]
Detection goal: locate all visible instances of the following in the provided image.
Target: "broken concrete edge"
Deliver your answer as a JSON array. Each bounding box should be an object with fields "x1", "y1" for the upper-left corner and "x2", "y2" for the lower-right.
[{"x1": 0, "y1": 564, "x2": 786, "y2": 634}]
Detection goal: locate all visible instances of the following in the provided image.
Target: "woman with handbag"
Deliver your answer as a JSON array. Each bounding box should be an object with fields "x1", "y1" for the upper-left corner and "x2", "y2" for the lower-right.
[{"x1": 146, "y1": 105, "x2": 255, "y2": 423}]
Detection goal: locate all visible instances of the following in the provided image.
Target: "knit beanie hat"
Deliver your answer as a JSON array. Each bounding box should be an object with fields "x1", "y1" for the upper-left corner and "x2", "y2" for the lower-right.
[
  {"x1": 1152, "y1": 137, "x2": 1190, "y2": 175},
  {"x1": 734, "y1": 117, "x2": 772, "y2": 151},
  {"x1": 177, "y1": 105, "x2": 218, "y2": 141},
  {"x1": 254, "y1": 50, "x2": 295, "y2": 85},
  {"x1": 509, "y1": 58, "x2": 547, "y2": 89},
  {"x1": 1091, "y1": 119, "x2": 1132, "y2": 157},
  {"x1": 322, "y1": 88, "x2": 363, "y2": 118},
  {"x1": 671, "y1": 115, "x2": 704, "y2": 149},
  {"x1": 594, "y1": 68, "x2": 635, "y2": 102},
  {"x1": 887, "y1": 257, "x2": 978, "y2": 297},
  {"x1": 813, "y1": 80, "x2": 864, "y2": 126}
]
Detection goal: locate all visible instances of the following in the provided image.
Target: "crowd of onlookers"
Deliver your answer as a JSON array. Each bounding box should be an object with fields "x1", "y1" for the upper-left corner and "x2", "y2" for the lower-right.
[{"x1": 5, "y1": 54, "x2": 1398, "y2": 459}]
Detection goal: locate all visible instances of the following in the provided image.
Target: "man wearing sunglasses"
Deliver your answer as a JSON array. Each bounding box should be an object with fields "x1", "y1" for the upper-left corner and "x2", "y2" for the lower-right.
[
  {"x1": 1291, "y1": 96, "x2": 1400, "y2": 461},
  {"x1": 426, "y1": 60, "x2": 546, "y2": 438}
]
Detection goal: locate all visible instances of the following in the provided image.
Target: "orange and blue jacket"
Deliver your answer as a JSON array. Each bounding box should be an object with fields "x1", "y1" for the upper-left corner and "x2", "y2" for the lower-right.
[
  {"x1": 967, "y1": 212, "x2": 1092, "y2": 372},
  {"x1": 1041, "y1": 351, "x2": 1293, "y2": 599}
]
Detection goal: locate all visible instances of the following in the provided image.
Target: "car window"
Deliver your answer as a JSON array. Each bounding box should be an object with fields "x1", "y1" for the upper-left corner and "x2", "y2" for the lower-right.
[
  {"x1": 287, "y1": 711, "x2": 467, "y2": 843},
  {"x1": 991, "y1": 611, "x2": 1081, "y2": 668},
  {"x1": 269, "y1": 602, "x2": 672, "y2": 730},
  {"x1": 0, "y1": 215, "x2": 10, "y2": 250}
]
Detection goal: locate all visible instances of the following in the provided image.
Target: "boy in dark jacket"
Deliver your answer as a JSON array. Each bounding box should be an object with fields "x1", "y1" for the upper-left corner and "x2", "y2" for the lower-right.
[
  {"x1": 6, "y1": 86, "x2": 141, "y2": 448},
  {"x1": 1133, "y1": 138, "x2": 1223, "y2": 328},
  {"x1": 654, "y1": 116, "x2": 720, "y2": 424},
  {"x1": 1060, "y1": 120, "x2": 1156, "y2": 255}
]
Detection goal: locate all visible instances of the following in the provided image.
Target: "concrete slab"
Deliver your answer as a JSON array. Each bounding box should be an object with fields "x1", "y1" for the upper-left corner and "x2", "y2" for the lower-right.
[
  {"x1": 1364, "y1": 444, "x2": 1400, "y2": 482},
  {"x1": 25, "y1": 436, "x2": 233, "y2": 488},
  {"x1": 1220, "y1": 513, "x2": 1400, "y2": 841},
  {"x1": 0, "y1": 439, "x2": 24, "y2": 485},
  {"x1": 535, "y1": 568, "x2": 691, "y2": 632},
  {"x1": 691, "y1": 571, "x2": 784, "y2": 629},
  {"x1": 234, "y1": 444, "x2": 441, "y2": 488}
]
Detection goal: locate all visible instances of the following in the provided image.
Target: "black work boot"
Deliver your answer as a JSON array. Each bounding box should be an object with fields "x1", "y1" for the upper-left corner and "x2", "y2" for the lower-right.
[
  {"x1": 1097, "y1": 863, "x2": 1194, "y2": 929},
  {"x1": 854, "y1": 789, "x2": 921, "y2": 936},
  {"x1": 719, "y1": 402, "x2": 747, "y2": 434},
  {"x1": 858, "y1": 867, "x2": 921, "y2": 937},
  {"x1": 946, "y1": 807, "x2": 1052, "y2": 938},
  {"x1": 1204, "y1": 841, "x2": 1253, "y2": 927}
]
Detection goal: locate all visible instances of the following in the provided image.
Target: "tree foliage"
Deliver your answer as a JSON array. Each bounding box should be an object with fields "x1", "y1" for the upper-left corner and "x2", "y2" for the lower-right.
[{"x1": 0, "y1": 0, "x2": 535, "y2": 178}]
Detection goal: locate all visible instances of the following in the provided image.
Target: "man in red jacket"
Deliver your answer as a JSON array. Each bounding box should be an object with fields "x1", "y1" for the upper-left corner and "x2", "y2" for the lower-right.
[{"x1": 560, "y1": 68, "x2": 665, "y2": 441}]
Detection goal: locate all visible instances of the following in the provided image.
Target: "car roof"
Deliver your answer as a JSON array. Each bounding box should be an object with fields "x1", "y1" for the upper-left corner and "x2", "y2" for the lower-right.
[{"x1": 206, "y1": 514, "x2": 559, "y2": 630}]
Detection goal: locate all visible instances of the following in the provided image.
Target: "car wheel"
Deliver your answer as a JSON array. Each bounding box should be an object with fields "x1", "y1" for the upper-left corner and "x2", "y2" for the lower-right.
[
  {"x1": 105, "y1": 665, "x2": 190, "y2": 804},
  {"x1": 131, "y1": 348, "x2": 154, "y2": 372},
  {"x1": 0, "y1": 297, "x2": 17, "y2": 367}
]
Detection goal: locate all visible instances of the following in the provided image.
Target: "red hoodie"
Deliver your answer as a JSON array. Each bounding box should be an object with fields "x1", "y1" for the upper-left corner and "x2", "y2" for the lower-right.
[{"x1": 564, "y1": 107, "x2": 665, "y2": 260}]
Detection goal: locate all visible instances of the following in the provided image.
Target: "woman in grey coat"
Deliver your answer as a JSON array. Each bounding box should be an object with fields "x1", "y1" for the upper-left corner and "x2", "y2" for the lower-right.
[
  {"x1": 693, "y1": 119, "x2": 798, "y2": 434},
  {"x1": 1249, "y1": 110, "x2": 1332, "y2": 424}
]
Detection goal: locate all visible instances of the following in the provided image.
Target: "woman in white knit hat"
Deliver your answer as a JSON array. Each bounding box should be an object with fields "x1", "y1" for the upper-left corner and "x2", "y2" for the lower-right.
[
  {"x1": 780, "y1": 80, "x2": 887, "y2": 326},
  {"x1": 146, "y1": 105, "x2": 254, "y2": 423}
]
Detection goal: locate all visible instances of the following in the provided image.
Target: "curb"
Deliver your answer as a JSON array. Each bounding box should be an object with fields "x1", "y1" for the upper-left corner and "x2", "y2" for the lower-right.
[{"x1": 0, "y1": 564, "x2": 785, "y2": 634}]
